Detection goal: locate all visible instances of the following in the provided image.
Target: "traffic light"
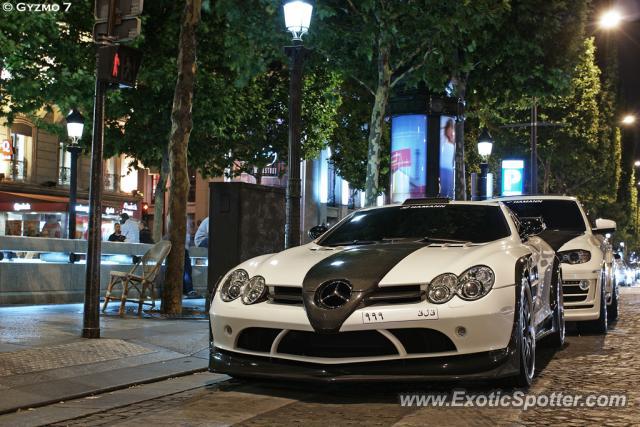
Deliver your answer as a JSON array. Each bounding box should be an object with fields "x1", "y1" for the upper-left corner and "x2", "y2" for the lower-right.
[
  {"x1": 97, "y1": 45, "x2": 142, "y2": 87},
  {"x1": 93, "y1": 0, "x2": 143, "y2": 43}
]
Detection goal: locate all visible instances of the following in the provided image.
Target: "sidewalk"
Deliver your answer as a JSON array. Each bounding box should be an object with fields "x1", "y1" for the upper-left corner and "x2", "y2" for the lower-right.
[{"x1": 0, "y1": 300, "x2": 210, "y2": 415}]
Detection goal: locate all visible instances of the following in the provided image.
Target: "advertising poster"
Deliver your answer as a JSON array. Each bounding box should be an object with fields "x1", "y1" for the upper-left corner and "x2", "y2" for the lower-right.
[
  {"x1": 501, "y1": 159, "x2": 525, "y2": 196},
  {"x1": 439, "y1": 116, "x2": 456, "y2": 198},
  {"x1": 390, "y1": 115, "x2": 427, "y2": 203}
]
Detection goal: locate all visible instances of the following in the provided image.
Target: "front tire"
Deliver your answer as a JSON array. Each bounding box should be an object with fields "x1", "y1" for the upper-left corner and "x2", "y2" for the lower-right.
[
  {"x1": 507, "y1": 279, "x2": 536, "y2": 388},
  {"x1": 579, "y1": 277, "x2": 608, "y2": 335},
  {"x1": 545, "y1": 263, "x2": 565, "y2": 348},
  {"x1": 607, "y1": 282, "x2": 619, "y2": 322}
]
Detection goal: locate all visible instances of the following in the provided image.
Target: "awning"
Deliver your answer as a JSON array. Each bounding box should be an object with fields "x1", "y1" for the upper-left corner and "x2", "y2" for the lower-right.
[{"x1": 0, "y1": 191, "x2": 72, "y2": 203}]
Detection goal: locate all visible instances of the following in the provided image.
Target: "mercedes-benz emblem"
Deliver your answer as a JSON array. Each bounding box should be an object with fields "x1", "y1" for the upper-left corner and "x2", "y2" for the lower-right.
[{"x1": 316, "y1": 280, "x2": 353, "y2": 309}]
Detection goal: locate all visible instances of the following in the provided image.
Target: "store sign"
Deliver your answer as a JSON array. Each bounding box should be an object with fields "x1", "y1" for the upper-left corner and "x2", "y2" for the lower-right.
[
  {"x1": 122, "y1": 202, "x2": 138, "y2": 211},
  {"x1": 1, "y1": 139, "x2": 13, "y2": 160},
  {"x1": 501, "y1": 159, "x2": 525, "y2": 196},
  {"x1": 13, "y1": 202, "x2": 31, "y2": 211},
  {"x1": 75, "y1": 204, "x2": 90, "y2": 213}
]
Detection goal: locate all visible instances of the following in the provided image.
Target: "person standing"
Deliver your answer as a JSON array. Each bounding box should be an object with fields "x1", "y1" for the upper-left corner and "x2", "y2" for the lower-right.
[
  {"x1": 139, "y1": 220, "x2": 154, "y2": 244},
  {"x1": 119, "y1": 213, "x2": 139, "y2": 243},
  {"x1": 194, "y1": 217, "x2": 209, "y2": 248}
]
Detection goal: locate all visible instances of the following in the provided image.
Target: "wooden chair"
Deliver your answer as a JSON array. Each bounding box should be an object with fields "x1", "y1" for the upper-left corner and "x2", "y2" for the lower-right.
[{"x1": 102, "y1": 240, "x2": 172, "y2": 316}]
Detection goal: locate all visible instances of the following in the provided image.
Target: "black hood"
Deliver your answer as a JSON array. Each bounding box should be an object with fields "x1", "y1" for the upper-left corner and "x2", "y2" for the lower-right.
[
  {"x1": 538, "y1": 229, "x2": 584, "y2": 251},
  {"x1": 302, "y1": 243, "x2": 424, "y2": 334}
]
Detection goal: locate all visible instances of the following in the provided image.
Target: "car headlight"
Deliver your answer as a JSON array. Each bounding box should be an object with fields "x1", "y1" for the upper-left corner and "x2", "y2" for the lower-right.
[
  {"x1": 427, "y1": 273, "x2": 459, "y2": 304},
  {"x1": 220, "y1": 269, "x2": 249, "y2": 302},
  {"x1": 241, "y1": 275, "x2": 267, "y2": 305},
  {"x1": 558, "y1": 250, "x2": 591, "y2": 264},
  {"x1": 427, "y1": 266, "x2": 495, "y2": 304},
  {"x1": 457, "y1": 265, "x2": 495, "y2": 300}
]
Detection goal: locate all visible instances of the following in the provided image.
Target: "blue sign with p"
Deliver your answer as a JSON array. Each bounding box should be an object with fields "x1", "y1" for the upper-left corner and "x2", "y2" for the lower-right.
[{"x1": 501, "y1": 159, "x2": 525, "y2": 196}]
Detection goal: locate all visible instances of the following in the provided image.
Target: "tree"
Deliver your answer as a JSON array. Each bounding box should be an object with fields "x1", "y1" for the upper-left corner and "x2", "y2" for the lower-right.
[
  {"x1": 162, "y1": 0, "x2": 201, "y2": 315},
  {"x1": 0, "y1": 3, "x2": 94, "y2": 133},
  {"x1": 327, "y1": 80, "x2": 389, "y2": 192},
  {"x1": 312, "y1": 1, "x2": 444, "y2": 206}
]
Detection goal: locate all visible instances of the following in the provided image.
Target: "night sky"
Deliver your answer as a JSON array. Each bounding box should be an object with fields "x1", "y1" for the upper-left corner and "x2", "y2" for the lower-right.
[{"x1": 615, "y1": 0, "x2": 640, "y2": 113}]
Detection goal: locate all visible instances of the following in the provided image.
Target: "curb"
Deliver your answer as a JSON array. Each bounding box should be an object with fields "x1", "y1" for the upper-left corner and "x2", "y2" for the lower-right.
[{"x1": 0, "y1": 365, "x2": 208, "y2": 416}]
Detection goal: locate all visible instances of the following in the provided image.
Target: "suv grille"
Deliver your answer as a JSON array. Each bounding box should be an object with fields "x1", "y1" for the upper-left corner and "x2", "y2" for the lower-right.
[{"x1": 562, "y1": 280, "x2": 589, "y2": 303}]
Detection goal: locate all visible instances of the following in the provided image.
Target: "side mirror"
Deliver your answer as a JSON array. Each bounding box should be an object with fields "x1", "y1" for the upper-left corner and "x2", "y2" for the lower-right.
[
  {"x1": 308, "y1": 224, "x2": 329, "y2": 240},
  {"x1": 519, "y1": 216, "x2": 546, "y2": 240},
  {"x1": 593, "y1": 218, "x2": 616, "y2": 235}
]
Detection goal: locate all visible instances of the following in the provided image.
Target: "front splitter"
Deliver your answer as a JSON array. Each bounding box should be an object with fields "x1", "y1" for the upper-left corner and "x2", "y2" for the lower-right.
[{"x1": 209, "y1": 347, "x2": 519, "y2": 383}]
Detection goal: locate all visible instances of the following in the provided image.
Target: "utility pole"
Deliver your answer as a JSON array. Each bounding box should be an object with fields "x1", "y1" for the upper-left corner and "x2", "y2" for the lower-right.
[
  {"x1": 530, "y1": 102, "x2": 538, "y2": 195},
  {"x1": 501, "y1": 101, "x2": 563, "y2": 196},
  {"x1": 83, "y1": 0, "x2": 143, "y2": 338}
]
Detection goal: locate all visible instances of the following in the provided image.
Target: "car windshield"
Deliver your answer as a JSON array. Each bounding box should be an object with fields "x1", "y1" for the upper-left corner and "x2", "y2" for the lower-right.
[
  {"x1": 502, "y1": 199, "x2": 586, "y2": 232},
  {"x1": 318, "y1": 204, "x2": 511, "y2": 246}
]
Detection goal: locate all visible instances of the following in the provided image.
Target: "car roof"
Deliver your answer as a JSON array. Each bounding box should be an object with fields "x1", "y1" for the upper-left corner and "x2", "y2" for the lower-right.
[{"x1": 494, "y1": 195, "x2": 578, "y2": 202}]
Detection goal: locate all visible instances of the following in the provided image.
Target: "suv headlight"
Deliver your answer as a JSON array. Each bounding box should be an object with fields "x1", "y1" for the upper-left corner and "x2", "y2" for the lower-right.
[
  {"x1": 220, "y1": 269, "x2": 249, "y2": 302},
  {"x1": 241, "y1": 276, "x2": 267, "y2": 305},
  {"x1": 558, "y1": 250, "x2": 591, "y2": 264},
  {"x1": 426, "y1": 266, "x2": 495, "y2": 304}
]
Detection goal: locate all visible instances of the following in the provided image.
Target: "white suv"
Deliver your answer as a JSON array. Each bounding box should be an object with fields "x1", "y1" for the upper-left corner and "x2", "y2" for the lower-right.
[{"x1": 497, "y1": 196, "x2": 618, "y2": 334}]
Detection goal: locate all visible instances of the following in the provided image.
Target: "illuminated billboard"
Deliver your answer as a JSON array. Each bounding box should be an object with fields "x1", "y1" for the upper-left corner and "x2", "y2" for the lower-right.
[
  {"x1": 501, "y1": 159, "x2": 525, "y2": 196},
  {"x1": 439, "y1": 116, "x2": 456, "y2": 198},
  {"x1": 390, "y1": 114, "x2": 427, "y2": 203}
]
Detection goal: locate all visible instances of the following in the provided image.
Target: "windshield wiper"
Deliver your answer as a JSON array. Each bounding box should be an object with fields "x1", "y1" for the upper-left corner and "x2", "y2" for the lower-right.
[{"x1": 419, "y1": 236, "x2": 472, "y2": 244}]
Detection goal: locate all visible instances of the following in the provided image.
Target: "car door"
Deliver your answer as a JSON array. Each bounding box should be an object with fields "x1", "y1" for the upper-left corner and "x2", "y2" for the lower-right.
[{"x1": 525, "y1": 236, "x2": 556, "y2": 327}]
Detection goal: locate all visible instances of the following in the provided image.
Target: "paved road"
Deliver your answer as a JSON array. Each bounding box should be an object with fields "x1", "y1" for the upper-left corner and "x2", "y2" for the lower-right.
[{"x1": 7, "y1": 289, "x2": 640, "y2": 426}]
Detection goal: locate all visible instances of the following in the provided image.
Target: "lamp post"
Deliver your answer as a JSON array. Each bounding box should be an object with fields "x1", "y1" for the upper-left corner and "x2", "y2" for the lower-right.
[
  {"x1": 283, "y1": 0, "x2": 313, "y2": 249},
  {"x1": 65, "y1": 109, "x2": 84, "y2": 240},
  {"x1": 477, "y1": 128, "x2": 494, "y2": 200}
]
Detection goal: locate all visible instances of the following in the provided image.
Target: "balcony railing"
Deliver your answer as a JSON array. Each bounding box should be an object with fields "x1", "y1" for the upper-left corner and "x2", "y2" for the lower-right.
[
  {"x1": 104, "y1": 173, "x2": 118, "y2": 191},
  {"x1": 9, "y1": 160, "x2": 27, "y2": 181},
  {"x1": 58, "y1": 167, "x2": 71, "y2": 186}
]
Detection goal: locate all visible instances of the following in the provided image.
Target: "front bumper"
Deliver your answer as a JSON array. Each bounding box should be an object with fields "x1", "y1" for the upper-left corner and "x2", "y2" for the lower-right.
[
  {"x1": 561, "y1": 266, "x2": 602, "y2": 321},
  {"x1": 210, "y1": 346, "x2": 519, "y2": 382},
  {"x1": 209, "y1": 285, "x2": 518, "y2": 379}
]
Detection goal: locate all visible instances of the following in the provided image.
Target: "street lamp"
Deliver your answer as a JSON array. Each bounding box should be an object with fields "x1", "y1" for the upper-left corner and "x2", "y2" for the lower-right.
[
  {"x1": 65, "y1": 108, "x2": 84, "y2": 240},
  {"x1": 283, "y1": 0, "x2": 313, "y2": 248},
  {"x1": 476, "y1": 128, "x2": 494, "y2": 200},
  {"x1": 599, "y1": 9, "x2": 623, "y2": 30},
  {"x1": 622, "y1": 114, "x2": 636, "y2": 126}
]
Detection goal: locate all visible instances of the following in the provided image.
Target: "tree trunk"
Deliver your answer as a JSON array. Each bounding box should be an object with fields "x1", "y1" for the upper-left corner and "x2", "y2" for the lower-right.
[
  {"x1": 152, "y1": 147, "x2": 170, "y2": 242},
  {"x1": 454, "y1": 76, "x2": 467, "y2": 201},
  {"x1": 364, "y1": 42, "x2": 391, "y2": 207},
  {"x1": 162, "y1": 0, "x2": 201, "y2": 315}
]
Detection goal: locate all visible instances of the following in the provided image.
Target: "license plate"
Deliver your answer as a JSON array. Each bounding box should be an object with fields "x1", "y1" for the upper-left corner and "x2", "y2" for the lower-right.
[{"x1": 361, "y1": 308, "x2": 438, "y2": 324}]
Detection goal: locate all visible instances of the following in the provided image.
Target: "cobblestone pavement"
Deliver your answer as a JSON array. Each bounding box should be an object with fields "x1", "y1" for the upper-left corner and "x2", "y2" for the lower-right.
[
  {"x1": 49, "y1": 289, "x2": 640, "y2": 426},
  {"x1": 0, "y1": 340, "x2": 152, "y2": 376}
]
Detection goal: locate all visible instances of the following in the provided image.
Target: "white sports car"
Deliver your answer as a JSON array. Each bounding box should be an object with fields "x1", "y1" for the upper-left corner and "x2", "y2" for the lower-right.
[
  {"x1": 497, "y1": 196, "x2": 618, "y2": 333},
  {"x1": 209, "y1": 199, "x2": 564, "y2": 386}
]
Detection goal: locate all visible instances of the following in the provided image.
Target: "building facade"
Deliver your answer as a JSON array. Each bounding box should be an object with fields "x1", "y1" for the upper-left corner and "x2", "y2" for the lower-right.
[{"x1": 0, "y1": 112, "x2": 144, "y2": 240}]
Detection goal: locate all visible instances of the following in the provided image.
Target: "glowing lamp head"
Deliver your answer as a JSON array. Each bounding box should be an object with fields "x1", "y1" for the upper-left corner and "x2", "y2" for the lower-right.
[
  {"x1": 283, "y1": 0, "x2": 314, "y2": 41},
  {"x1": 65, "y1": 108, "x2": 85, "y2": 142},
  {"x1": 477, "y1": 128, "x2": 494, "y2": 158},
  {"x1": 599, "y1": 9, "x2": 622, "y2": 30}
]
